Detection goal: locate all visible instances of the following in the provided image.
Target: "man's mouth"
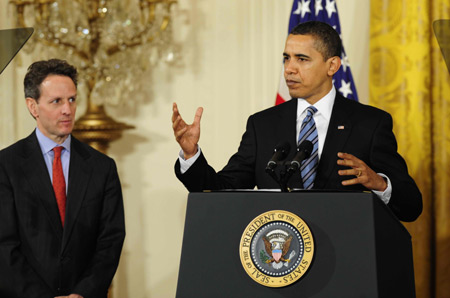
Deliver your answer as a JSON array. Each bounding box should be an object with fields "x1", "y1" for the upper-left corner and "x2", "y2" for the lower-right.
[{"x1": 286, "y1": 79, "x2": 301, "y2": 86}]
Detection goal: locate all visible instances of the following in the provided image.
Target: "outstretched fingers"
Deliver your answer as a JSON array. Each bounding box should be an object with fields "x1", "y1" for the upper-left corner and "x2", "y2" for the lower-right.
[
  {"x1": 171, "y1": 103, "x2": 203, "y2": 158},
  {"x1": 193, "y1": 107, "x2": 203, "y2": 126}
]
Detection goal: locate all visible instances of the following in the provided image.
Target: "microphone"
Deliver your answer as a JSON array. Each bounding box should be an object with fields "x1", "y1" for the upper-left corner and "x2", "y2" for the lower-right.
[
  {"x1": 288, "y1": 140, "x2": 313, "y2": 173},
  {"x1": 266, "y1": 141, "x2": 290, "y2": 171}
]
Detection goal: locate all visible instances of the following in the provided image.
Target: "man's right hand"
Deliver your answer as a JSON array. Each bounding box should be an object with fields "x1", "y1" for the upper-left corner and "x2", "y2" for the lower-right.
[{"x1": 172, "y1": 102, "x2": 203, "y2": 159}]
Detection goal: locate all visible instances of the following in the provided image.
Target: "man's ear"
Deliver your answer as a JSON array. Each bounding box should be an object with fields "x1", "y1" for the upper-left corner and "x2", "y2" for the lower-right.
[
  {"x1": 26, "y1": 97, "x2": 38, "y2": 119},
  {"x1": 327, "y1": 56, "x2": 341, "y2": 76}
]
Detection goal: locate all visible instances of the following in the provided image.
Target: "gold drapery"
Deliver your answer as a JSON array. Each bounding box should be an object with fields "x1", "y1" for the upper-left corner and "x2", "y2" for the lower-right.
[{"x1": 370, "y1": 1, "x2": 450, "y2": 297}]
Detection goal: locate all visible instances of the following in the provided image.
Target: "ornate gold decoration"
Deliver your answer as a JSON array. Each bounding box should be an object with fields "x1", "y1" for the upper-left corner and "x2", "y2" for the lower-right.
[
  {"x1": 10, "y1": 0, "x2": 178, "y2": 153},
  {"x1": 71, "y1": 98, "x2": 134, "y2": 154}
]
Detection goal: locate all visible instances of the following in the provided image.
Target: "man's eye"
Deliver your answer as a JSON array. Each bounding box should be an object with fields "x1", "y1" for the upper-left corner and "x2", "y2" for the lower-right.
[{"x1": 69, "y1": 97, "x2": 76, "y2": 103}]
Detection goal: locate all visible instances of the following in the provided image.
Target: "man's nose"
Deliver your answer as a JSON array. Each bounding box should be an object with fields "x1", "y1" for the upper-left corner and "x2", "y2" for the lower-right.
[
  {"x1": 61, "y1": 100, "x2": 72, "y2": 114},
  {"x1": 284, "y1": 61, "x2": 296, "y2": 75}
]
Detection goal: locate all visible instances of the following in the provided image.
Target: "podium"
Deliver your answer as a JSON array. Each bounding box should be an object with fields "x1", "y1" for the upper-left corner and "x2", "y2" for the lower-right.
[{"x1": 175, "y1": 191, "x2": 416, "y2": 298}]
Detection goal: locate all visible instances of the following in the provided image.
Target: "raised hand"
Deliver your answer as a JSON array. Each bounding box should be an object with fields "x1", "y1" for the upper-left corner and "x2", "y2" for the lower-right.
[{"x1": 172, "y1": 102, "x2": 203, "y2": 159}]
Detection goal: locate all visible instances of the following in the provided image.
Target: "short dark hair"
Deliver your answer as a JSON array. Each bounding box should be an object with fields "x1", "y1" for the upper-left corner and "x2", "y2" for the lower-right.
[
  {"x1": 24, "y1": 59, "x2": 77, "y2": 101},
  {"x1": 290, "y1": 21, "x2": 342, "y2": 60}
]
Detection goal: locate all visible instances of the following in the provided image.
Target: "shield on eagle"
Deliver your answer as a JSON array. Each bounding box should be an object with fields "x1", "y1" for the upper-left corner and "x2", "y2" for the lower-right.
[{"x1": 263, "y1": 229, "x2": 293, "y2": 265}]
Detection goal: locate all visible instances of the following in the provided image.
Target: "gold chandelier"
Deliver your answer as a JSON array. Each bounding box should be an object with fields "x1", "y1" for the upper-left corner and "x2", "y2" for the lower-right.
[{"x1": 10, "y1": 0, "x2": 178, "y2": 153}]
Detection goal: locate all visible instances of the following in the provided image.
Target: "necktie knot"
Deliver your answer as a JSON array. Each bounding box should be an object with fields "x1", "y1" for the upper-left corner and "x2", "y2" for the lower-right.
[
  {"x1": 53, "y1": 146, "x2": 63, "y2": 157},
  {"x1": 304, "y1": 106, "x2": 317, "y2": 121}
]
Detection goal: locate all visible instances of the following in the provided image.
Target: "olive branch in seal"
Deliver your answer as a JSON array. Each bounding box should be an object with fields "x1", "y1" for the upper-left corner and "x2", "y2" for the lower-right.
[{"x1": 260, "y1": 250, "x2": 269, "y2": 263}]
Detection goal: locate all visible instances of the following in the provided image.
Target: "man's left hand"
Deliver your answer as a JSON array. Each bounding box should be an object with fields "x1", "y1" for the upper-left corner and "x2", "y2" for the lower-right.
[
  {"x1": 55, "y1": 294, "x2": 83, "y2": 298},
  {"x1": 337, "y1": 152, "x2": 387, "y2": 192}
]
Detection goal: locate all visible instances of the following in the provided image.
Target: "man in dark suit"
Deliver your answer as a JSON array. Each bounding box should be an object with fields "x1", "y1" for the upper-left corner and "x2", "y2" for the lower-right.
[
  {"x1": 0, "y1": 59, "x2": 125, "y2": 298},
  {"x1": 171, "y1": 21, "x2": 422, "y2": 222}
]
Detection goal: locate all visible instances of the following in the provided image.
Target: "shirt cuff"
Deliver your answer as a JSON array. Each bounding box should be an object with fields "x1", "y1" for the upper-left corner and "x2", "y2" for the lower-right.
[
  {"x1": 178, "y1": 146, "x2": 201, "y2": 174},
  {"x1": 372, "y1": 173, "x2": 392, "y2": 205}
]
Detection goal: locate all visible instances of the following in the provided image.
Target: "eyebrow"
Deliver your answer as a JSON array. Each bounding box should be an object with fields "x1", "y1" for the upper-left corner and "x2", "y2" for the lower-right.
[
  {"x1": 283, "y1": 53, "x2": 311, "y2": 59},
  {"x1": 49, "y1": 94, "x2": 77, "y2": 100}
]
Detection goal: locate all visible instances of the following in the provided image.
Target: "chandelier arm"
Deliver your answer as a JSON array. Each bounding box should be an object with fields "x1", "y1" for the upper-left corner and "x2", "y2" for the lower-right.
[
  {"x1": 106, "y1": 16, "x2": 171, "y2": 56},
  {"x1": 38, "y1": 38, "x2": 91, "y2": 62}
]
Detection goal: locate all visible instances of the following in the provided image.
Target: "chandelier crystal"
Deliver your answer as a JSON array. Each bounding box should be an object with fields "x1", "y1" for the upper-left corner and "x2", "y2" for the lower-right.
[{"x1": 10, "y1": 0, "x2": 179, "y2": 108}]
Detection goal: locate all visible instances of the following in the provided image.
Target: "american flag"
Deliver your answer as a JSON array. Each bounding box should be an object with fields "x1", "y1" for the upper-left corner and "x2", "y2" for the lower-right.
[{"x1": 276, "y1": 0, "x2": 358, "y2": 105}]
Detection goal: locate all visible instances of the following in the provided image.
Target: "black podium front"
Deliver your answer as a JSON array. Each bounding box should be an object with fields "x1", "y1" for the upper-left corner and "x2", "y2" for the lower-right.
[{"x1": 175, "y1": 191, "x2": 415, "y2": 298}]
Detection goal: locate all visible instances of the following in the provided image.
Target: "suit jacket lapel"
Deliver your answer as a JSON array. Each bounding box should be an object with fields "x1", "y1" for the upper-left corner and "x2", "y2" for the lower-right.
[
  {"x1": 62, "y1": 137, "x2": 92, "y2": 252},
  {"x1": 19, "y1": 132, "x2": 64, "y2": 238},
  {"x1": 276, "y1": 99, "x2": 298, "y2": 157},
  {"x1": 273, "y1": 99, "x2": 305, "y2": 189},
  {"x1": 315, "y1": 94, "x2": 353, "y2": 189}
]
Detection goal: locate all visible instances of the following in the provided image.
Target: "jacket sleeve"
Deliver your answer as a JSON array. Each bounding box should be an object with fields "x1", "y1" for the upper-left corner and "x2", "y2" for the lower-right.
[
  {"x1": 369, "y1": 112, "x2": 422, "y2": 222},
  {"x1": 175, "y1": 115, "x2": 258, "y2": 191}
]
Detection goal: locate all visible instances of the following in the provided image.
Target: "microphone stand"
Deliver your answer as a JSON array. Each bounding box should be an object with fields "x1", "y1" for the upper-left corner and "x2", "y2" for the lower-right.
[
  {"x1": 280, "y1": 140, "x2": 312, "y2": 191},
  {"x1": 265, "y1": 165, "x2": 289, "y2": 192},
  {"x1": 280, "y1": 162, "x2": 296, "y2": 192}
]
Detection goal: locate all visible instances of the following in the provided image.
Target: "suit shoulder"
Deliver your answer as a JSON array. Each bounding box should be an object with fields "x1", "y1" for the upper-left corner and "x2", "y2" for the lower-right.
[
  {"x1": 0, "y1": 138, "x2": 24, "y2": 154},
  {"x1": 71, "y1": 136, "x2": 115, "y2": 163},
  {"x1": 0, "y1": 135, "x2": 33, "y2": 161},
  {"x1": 340, "y1": 97, "x2": 391, "y2": 119},
  {"x1": 249, "y1": 99, "x2": 296, "y2": 120}
]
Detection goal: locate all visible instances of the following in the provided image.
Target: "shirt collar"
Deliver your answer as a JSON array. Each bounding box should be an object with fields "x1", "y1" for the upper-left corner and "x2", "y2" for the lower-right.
[
  {"x1": 297, "y1": 86, "x2": 336, "y2": 121},
  {"x1": 35, "y1": 127, "x2": 71, "y2": 155}
]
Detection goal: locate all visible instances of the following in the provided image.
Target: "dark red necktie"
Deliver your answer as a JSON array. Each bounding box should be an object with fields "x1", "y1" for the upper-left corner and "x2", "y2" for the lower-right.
[{"x1": 52, "y1": 146, "x2": 66, "y2": 226}]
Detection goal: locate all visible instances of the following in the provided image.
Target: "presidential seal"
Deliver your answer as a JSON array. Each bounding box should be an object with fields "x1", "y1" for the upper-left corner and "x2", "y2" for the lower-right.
[{"x1": 239, "y1": 210, "x2": 314, "y2": 287}]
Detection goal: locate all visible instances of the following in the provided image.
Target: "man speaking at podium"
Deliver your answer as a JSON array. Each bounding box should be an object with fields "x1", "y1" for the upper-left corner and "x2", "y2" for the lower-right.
[{"x1": 172, "y1": 21, "x2": 422, "y2": 222}]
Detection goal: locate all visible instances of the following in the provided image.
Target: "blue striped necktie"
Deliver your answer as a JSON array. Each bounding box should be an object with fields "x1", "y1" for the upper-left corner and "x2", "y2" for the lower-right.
[{"x1": 298, "y1": 106, "x2": 318, "y2": 189}]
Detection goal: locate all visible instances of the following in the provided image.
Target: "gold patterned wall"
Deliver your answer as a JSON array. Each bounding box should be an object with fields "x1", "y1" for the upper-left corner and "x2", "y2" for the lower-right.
[{"x1": 370, "y1": 1, "x2": 450, "y2": 297}]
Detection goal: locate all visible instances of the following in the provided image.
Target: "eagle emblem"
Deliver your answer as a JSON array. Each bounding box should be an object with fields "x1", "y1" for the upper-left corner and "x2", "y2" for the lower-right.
[
  {"x1": 262, "y1": 229, "x2": 296, "y2": 269},
  {"x1": 240, "y1": 211, "x2": 314, "y2": 287}
]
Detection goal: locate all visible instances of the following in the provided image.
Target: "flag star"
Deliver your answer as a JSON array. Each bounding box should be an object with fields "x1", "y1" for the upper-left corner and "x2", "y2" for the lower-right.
[
  {"x1": 338, "y1": 80, "x2": 353, "y2": 98},
  {"x1": 293, "y1": 1, "x2": 301, "y2": 14},
  {"x1": 341, "y1": 53, "x2": 350, "y2": 72},
  {"x1": 325, "y1": 0, "x2": 337, "y2": 19},
  {"x1": 293, "y1": 0, "x2": 311, "y2": 18},
  {"x1": 315, "y1": 0, "x2": 323, "y2": 16}
]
